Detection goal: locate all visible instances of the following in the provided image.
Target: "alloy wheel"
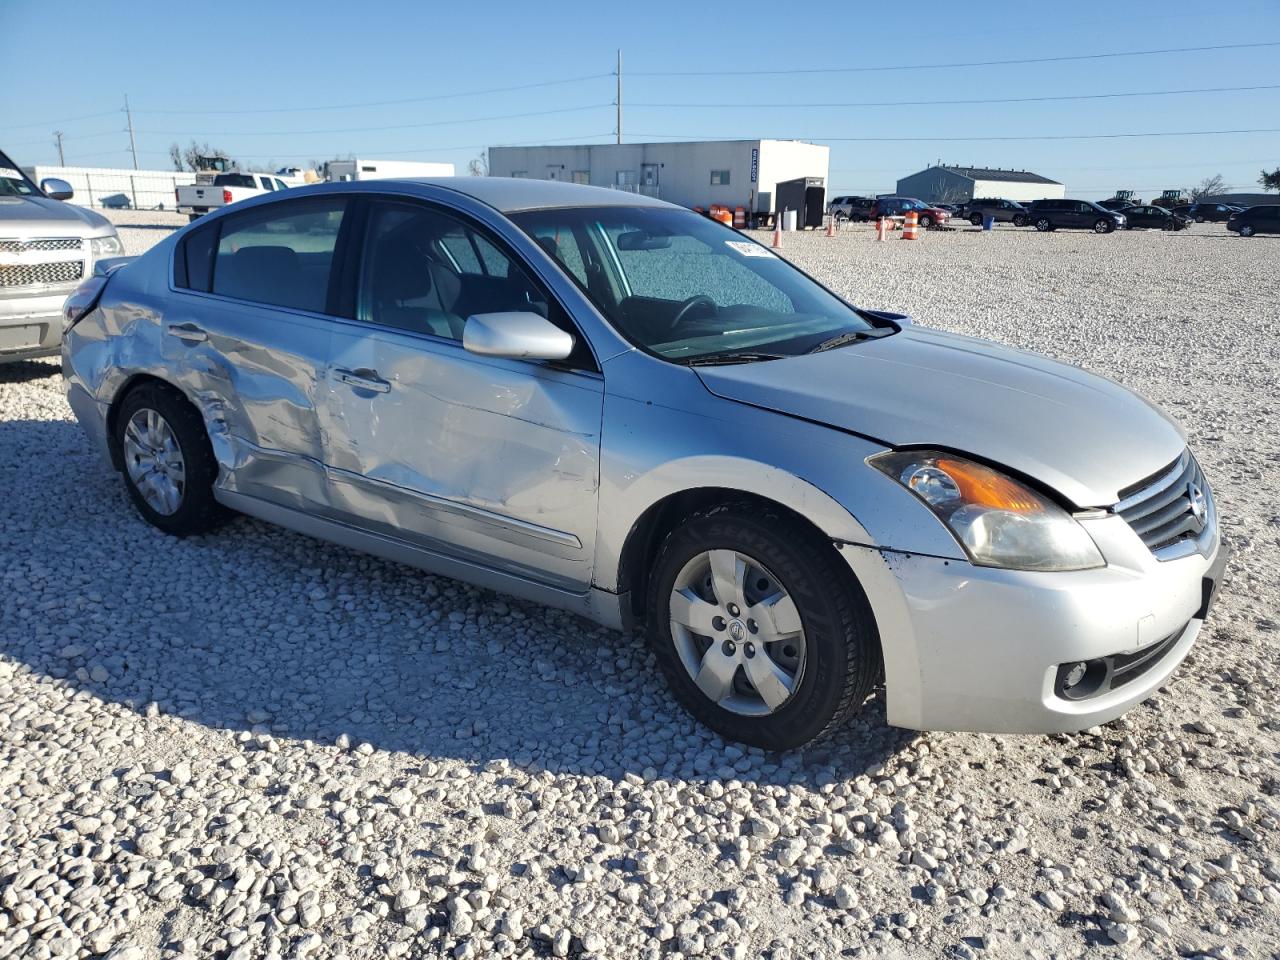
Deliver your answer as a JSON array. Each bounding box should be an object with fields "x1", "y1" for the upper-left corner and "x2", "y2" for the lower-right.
[
  {"x1": 668, "y1": 549, "x2": 806, "y2": 717},
  {"x1": 123, "y1": 408, "x2": 186, "y2": 515}
]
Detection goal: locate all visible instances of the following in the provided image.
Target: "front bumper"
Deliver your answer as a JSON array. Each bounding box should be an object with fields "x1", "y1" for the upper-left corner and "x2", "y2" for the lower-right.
[
  {"x1": 840, "y1": 510, "x2": 1224, "y2": 734},
  {"x1": 0, "y1": 289, "x2": 69, "y2": 362}
]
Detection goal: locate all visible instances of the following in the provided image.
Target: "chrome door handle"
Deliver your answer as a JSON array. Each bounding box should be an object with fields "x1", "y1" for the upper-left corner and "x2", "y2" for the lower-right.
[
  {"x1": 334, "y1": 367, "x2": 391, "y2": 394},
  {"x1": 166, "y1": 322, "x2": 207, "y2": 343}
]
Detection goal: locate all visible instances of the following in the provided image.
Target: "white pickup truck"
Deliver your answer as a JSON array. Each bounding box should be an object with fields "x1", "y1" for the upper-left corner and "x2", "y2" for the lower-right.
[{"x1": 175, "y1": 172, "x2": 293, "y2": 221}]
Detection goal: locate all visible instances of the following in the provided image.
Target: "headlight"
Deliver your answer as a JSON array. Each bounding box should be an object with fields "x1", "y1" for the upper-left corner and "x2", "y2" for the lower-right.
[
  {"x1": 869, "y1": 450, "x2": 1104, "y2": 572},
  {"x1": 89, "y1": 234, "x2": 124, "y2": 259}
]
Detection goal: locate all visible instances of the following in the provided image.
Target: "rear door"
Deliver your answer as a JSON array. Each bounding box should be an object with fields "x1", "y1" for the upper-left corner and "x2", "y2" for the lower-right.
[
  {"x1": 167, "y1": 196, "x2": 348, "y2": 510},
  {"x1": 320, "y1": 196, "x2": 605, "y2": 591}
]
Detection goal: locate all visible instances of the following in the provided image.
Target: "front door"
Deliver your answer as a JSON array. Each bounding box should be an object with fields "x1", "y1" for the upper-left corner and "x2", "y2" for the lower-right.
[
  {"x1": 164, "y1": 196, "x2": 348, "y2": 510},
  {"x1": 322, "y1": 197, "x2": 604, "y2": 591}
]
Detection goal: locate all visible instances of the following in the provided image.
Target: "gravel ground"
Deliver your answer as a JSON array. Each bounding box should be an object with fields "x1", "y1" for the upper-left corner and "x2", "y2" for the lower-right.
[{"x1": 2, "y1": 213, "x2": 1278, "y2": 960}]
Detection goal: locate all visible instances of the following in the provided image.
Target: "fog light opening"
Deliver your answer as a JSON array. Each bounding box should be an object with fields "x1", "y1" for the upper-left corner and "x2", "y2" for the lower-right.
[{"x1": 1055, "y1": 658, "x2": 1108, "y2": 701}]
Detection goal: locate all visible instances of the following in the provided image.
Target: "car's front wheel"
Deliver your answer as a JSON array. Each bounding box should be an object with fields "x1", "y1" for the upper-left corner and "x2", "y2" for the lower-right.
[
  {"x1": 1035, "y1": 217, "x2": 1053, "y2": 232},
  {"x1": 1094, "y1": 218, "x2": 1113, "y2": 233},
  {"x1": 1239, "y1": 224, "x2": 1256, "y2": 237},
  {"x1": 969, "y1": 213, "x2": 983, "y2": 226},
  {"x1": 919, "y1": 214, "x2": 934, "y2": 228},
  {"x1": 647, "y1": 505, "x2": 880, "y2": 750},
  {"x1": 115, "y1": 382, "x2": 227, "y2": 536},
  {"x1": 1162, "y1": 219, "x2": 1176, "y2": 231}
]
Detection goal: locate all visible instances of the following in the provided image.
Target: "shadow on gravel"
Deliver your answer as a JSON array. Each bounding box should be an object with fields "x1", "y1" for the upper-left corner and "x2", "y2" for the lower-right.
[
  {"x1": 0, "y1": 417, "x2": 913, "y2": 787},
  {"x1": 0, "y1": 358, "x2": 60, "y2": 383}
]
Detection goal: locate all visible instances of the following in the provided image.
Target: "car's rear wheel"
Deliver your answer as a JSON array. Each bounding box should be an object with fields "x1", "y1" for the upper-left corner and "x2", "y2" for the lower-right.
[
  {"x1": 647, "y1": 505, "x2": 880, "y2": 750},
  {"x1": 115, "y1": 382, "x2": 227, "y2": 536},
  {"x1": 1035, "y1": 217, "x2": 1053, "y2": 232},
  {"x1": 1239, "y1": 224, "x2": 1256, "y2": 237},
  {"x1": 1013, "y1": 214, "x2": 1028, "y2": 227}
]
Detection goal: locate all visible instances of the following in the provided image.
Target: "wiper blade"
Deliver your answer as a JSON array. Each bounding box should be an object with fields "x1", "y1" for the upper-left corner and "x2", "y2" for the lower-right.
[
  {"x1": 684, "y1": 351, "x2": 787, "y2": 366},
  {"x1": 807, "y1": 328, "x2": 891, "y2": 354}
]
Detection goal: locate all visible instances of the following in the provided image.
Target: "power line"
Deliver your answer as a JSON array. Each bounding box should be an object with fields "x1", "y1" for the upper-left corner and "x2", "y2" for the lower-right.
[
  {"x1": 628, "y1": 40, "x2": 1280, "y2": 77},
  {"x1": 4, "y1": 109, "x2": 122, "y2": 130},
  {"x1": 136, "y1": 104, "x2": 612, "y2": 138},
  {"x1": 629, "y1": 128, "x2": 1280, "y2": 143},
  {"x1": 632, "y1": 83, "x2": 1280, "y2": 109},
  {"x1": 135, "y1": 72, "x2": 612, "y2": 116}
]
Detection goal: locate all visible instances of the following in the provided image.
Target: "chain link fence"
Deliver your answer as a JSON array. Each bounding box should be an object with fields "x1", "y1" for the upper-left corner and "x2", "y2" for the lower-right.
[{"x1": 26, "y1": 165, "x2": 197, "y2": 211}]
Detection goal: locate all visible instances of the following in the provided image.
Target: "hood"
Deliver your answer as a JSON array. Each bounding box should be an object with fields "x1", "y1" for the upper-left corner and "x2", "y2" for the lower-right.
[
  {"x1": 0, "y1": 194, "x2": 114, "y2": 234},
  {"x1": 695, "y1": 326, "x2": 1186, "y2": 507}
]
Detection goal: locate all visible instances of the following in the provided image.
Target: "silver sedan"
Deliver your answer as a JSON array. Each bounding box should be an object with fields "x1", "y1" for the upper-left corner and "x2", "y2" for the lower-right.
[{"x1": 62, "y1": 178, "x2": 1225, "y2": 749}]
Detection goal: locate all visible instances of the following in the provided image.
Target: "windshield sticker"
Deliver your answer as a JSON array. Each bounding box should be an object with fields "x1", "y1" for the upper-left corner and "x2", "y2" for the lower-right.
[
  {"x1": 0, "y1": 169, "x2": 23, "y2": 179},
  {"x1": 724, "y1": 240, "x2": 775, "y2": 258}
]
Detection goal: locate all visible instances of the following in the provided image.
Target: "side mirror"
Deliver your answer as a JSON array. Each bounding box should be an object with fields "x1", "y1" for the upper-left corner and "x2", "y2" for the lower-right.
[
  {"x1": 41, "y1": 178, "x2": 74, "y2": 201},
  {"x1": 463, "y1": 311, "x2": 574, "y2": 361},
  {"x1": 861, "y1": 308, "x2": 913, "y2": 327}
]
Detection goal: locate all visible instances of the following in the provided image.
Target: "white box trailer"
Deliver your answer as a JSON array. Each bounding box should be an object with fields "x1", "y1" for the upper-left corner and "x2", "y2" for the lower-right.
[{"x1": 325, "y1": 159, "x2": 455, "y2": 182}]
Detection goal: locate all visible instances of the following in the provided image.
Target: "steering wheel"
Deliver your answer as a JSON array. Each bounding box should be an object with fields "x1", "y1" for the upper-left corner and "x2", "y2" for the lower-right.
[{"x1": 671, "y1": 294, "x2": 718, "y2": 331}]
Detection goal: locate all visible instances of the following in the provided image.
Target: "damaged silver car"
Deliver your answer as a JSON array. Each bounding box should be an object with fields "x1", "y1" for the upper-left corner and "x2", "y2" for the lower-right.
[{"x1": 63, "y1": 179, "x2": 1225, "y2": 749}]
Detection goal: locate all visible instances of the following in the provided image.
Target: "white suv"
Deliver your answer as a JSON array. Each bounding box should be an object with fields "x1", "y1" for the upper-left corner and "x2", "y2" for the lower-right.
[{"x1": 0, "y1": 150, "x2": 124, "y2": 362}]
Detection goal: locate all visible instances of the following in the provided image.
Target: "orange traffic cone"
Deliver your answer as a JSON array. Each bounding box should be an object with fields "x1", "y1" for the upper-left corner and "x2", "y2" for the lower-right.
[
  {"x1": 826, "y1": 214, "x2": 836, "y2": 237},
  {"x1": 876, "y1": 217, "x2": 888, "y2": 241},
  {"x1": 902, "y1": 211, "x2": 919, "y2": 240},
  {"x1": 772, "y1": 217, "x2": 782, "y2": 249}
]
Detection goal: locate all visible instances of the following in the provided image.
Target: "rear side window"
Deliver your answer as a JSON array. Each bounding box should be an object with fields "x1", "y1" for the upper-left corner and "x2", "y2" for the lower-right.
[
  {"x1": 175, "y1": 224, "x2": 218, "y2": 291},
  {"x1": 211, "y1": 198, "x2": 346, "y2": 313}
]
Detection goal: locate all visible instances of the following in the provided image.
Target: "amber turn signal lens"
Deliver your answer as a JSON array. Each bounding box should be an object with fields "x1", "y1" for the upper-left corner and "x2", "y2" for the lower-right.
[{"x1": 934, "y1": 458, "x2": 1043, "y2": 513}]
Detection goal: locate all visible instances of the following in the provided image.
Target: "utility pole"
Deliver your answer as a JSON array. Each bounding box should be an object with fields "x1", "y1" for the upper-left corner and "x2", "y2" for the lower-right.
[
  {"x1": 615, "y1": 49, "x2": 622, "y2": 145},
  {"x1": 53, "y1": 131, "x2": 65, "y2": 166},
  {"x1": 124, "y1": 95, "x2": 139, "y2": 170}
]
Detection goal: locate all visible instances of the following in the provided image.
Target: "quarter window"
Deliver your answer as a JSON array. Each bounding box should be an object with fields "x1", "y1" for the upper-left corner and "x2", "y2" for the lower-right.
[{"x1": 211, "y1": 198, "x2": 346, "y2": 313}]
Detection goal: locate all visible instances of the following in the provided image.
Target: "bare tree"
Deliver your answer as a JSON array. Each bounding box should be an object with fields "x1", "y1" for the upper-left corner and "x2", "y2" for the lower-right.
[
  {"x1": 467, "y1": 152, "x2": 489, "y2": 177},
  {"x1": 1187, "y1": 174, "x2": 1229, "y2": 201},
  {"x1": 170, "y1": 140, "x2": 236, "y2": 173}
]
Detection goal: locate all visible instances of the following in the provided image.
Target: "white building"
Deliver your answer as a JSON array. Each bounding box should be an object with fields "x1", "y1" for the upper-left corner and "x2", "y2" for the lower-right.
[
  {"x1": 895, "y1": 165, "x2": 1066, "y2": 204},
  {"x1": 487, "y1": 140, "x2": 829, "y2": 214}
]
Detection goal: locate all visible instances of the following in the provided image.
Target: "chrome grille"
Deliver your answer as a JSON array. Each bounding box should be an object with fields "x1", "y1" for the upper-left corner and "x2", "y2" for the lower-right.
[
  {"x1": 1114, "y1": 450, "x2": 1209, "y2": 556},
  {"x1": 0, "y1": 260, "x2": 84, "y2": 287},
  {"x1": 0, "y1": 237, "x2": 83, "y2": 254}
]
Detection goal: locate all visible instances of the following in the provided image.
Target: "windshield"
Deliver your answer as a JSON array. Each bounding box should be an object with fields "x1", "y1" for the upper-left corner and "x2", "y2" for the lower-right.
[
  {"x1": 508, "y1": 206, "x2": 876, "y2": 362},
  {"x1": 0, "y1": 167, "x2": 38, "y2": 197}
]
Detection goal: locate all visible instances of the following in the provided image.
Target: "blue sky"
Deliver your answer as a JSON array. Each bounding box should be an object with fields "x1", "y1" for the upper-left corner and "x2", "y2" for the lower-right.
[{"x1": 3, "y1": 0, "x2": 1278, "y2": 198}]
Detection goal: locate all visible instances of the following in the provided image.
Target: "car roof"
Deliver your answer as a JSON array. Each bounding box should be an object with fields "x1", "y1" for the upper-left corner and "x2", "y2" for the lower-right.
[{"x1": 369, "y1": 176, "x2": 674, "y2": 213}]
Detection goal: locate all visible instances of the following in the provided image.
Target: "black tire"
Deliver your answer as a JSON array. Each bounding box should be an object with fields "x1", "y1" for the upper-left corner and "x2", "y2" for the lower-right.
[
  {"x1": 1239, "y1": 224, "x2": 1256, "y2": 237},
  {"x1": 646, "y1": 504, "x2": 881, "y2": 750},
  {"x1": 1013, "y1": 215, "x2": 1028, "y2": 227},
  {"x1": 919, "y1": 214, "x2": 934, "y2": 229},
  {"x1": 969, "y1": 213, "x2": 983, "y2": 227},
  {"x1": 1093, "y1": 218, "x2": 1112, "y2": 234},
  {"x1": 1195, "y1": 215, "x2": 1205, "y2": 223},
  {"x1": 114, "y1": 382, "x2": 228, "y2": 537},
  {"x1": 187, "y1": 214, "x2": 200, "y2": 222},
  {"x1": 1162, "y1": 219, "x2": 1175, "y2": 231},
  {"x1": 1035, "y1": 217, "x2": 1053, "y2": 232}
]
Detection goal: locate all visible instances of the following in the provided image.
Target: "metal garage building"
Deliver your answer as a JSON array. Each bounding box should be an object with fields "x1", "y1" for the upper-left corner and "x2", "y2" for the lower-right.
[
  {"x1": 487, "y1": 140, "x2": 829, "y2": 215},
  {"x1": 895, "y1": 164, "x2": 1066, "y2": 204}
]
